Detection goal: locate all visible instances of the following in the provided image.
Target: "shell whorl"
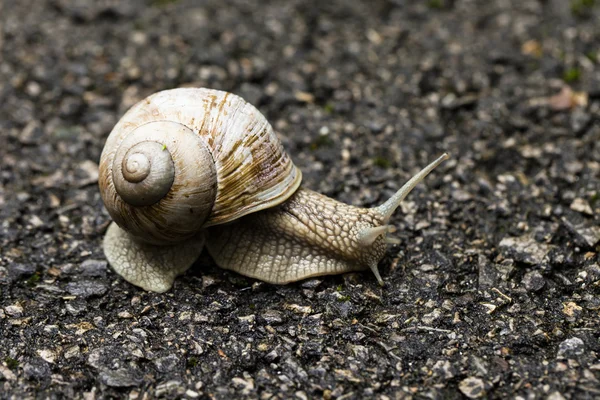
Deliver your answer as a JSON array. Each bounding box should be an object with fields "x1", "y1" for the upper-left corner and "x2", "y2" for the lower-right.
[
  {"x1": 99, "y1": 88, "x2": 302, "y2": 244},
  {"x1": 114, "y1": 141, "x2": 175, "y2": 206},
  {"x1": 101, "y1": 120, "x2": 217, "y2": 244}
]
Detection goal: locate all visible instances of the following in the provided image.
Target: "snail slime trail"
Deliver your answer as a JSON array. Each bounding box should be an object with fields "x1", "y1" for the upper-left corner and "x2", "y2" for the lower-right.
[{"x1": 99, "y1": 88, "x2": 449, "y2": 292}]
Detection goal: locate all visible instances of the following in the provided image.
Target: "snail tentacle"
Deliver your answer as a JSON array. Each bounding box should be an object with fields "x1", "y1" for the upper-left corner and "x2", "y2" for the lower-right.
[
  {"x1": 376, "y1": 153, "x2": 449, "y2": 223},
  {"x1": 385, "y1": 236, "x2": 402, "y2": 245},
  {"x1": 357, "y1": 225, "x2": 396, "y2": 247}
]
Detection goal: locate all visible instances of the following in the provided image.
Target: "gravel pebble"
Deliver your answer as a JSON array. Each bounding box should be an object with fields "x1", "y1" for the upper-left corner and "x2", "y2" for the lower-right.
[
  {"x1": 7, "y1": 263, "x2": 37, "y2": 280},
  {"x1": 99, "y1": 369, "x2": 142, "y2": 388},
  {"x1": 65, "y1": 280, "x2": 108, "y2": 298},
  {"x1": 261, "y1": 310, "x2": 284, "y2": 325},
  {"x1": 154, "y1": 354, "x2": 180, "y2": 373},
  {"x1": 66, "y1": 299, "x2": 88, "y2": 316},
  {"x1": 557, "y1": 337, "x2": 585, "y2": 359},
  {"x1": 432, "y1": 360, "x2": 455, "y2": 380},
  {"x1": 4, "y1": 304, "x2": 23, "y2": 317},
  {"x1": 547, "y1": 392, "x2": 567, "y2": 400},
  {"x1": 19, "y1": 121, "x2": 44, "y2": 145},
  {"x1": 459, "y1": 377, "x2": 486, "y2": 399},
  {"x1": 22, "y1": 359, "x2": 51, "y2": 381},
  {"x1": 79, "y1": 259, "x2": 108, "y2": 277},
  {"x1": 561, "y1": 214, "x2": 600, "y2": 248},
  {"x1": 521, "y1": 270, "x2": 545, "y2": 292},
  {"x1": 499, "y1": 236, "x2": 552, "y2": 265}
]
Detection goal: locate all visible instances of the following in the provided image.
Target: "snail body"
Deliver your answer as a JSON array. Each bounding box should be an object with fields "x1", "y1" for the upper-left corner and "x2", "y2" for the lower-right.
[{"x1": 99, "y1": 88, "x2": 448, "y2": 292}]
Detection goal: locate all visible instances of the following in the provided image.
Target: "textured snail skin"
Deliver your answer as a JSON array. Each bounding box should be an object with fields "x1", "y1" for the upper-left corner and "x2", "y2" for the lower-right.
[
  {"x1": 206, "y1": 187, "x2": 389, "y2": 284},
  {"x1": 206, "y1": 154, "x2": 449, "y2": 285}
]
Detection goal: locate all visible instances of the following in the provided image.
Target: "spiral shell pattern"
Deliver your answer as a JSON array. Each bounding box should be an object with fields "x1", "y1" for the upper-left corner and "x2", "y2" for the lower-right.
[{"x1": 99, "y1": 88, "x2": 302, "y2": 244}]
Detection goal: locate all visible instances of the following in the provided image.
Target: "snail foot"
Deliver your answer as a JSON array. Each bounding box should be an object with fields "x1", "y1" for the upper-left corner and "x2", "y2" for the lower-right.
[{"x1": 103, "y1": 222, "x2": 204, "y2": 292}]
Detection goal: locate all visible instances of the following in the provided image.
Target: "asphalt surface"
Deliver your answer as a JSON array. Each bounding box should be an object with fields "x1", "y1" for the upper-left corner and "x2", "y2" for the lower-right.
[{"x1": 1, "y1": 0, "x2": 599, "y2": 398}]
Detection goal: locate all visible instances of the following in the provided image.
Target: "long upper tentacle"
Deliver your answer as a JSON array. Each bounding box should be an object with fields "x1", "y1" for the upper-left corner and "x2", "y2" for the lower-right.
[{"x1": 376, "y1": 153, "x2": 449, "y2": 223}]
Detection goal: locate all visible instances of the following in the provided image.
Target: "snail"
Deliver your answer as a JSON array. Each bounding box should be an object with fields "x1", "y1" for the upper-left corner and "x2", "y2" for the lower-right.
[{"x1": 99, "y1": 88, "x2": 448, "y2": 292}]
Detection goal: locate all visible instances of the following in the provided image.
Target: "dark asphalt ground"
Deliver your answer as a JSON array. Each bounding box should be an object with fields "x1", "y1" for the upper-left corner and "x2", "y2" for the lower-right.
[{"x1": 1, "y1": 0, "x2": 599, "y2": 398}]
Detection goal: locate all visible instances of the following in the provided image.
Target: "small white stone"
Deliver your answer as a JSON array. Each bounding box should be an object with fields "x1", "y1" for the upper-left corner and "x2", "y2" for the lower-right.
[
  {"x1": 570, "y1": 198, "x2": 593, "y2": 215},
  {"x1": 37, "y1": 349, "x2": 57, "y2": 364},
  {"x1": 459, "y1": 377, "x2": 486, "y2": 398}
]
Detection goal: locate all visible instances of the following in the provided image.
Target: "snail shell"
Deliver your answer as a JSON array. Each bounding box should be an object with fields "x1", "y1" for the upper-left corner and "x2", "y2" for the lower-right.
[{"x1": 99, "y1": 88, "x2": 301, "y2": 244}]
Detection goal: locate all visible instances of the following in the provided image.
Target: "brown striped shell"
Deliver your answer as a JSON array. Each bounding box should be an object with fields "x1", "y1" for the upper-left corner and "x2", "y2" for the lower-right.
[{"x1": 99, "y1": 88, "x2": 302, "y2": 244}]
